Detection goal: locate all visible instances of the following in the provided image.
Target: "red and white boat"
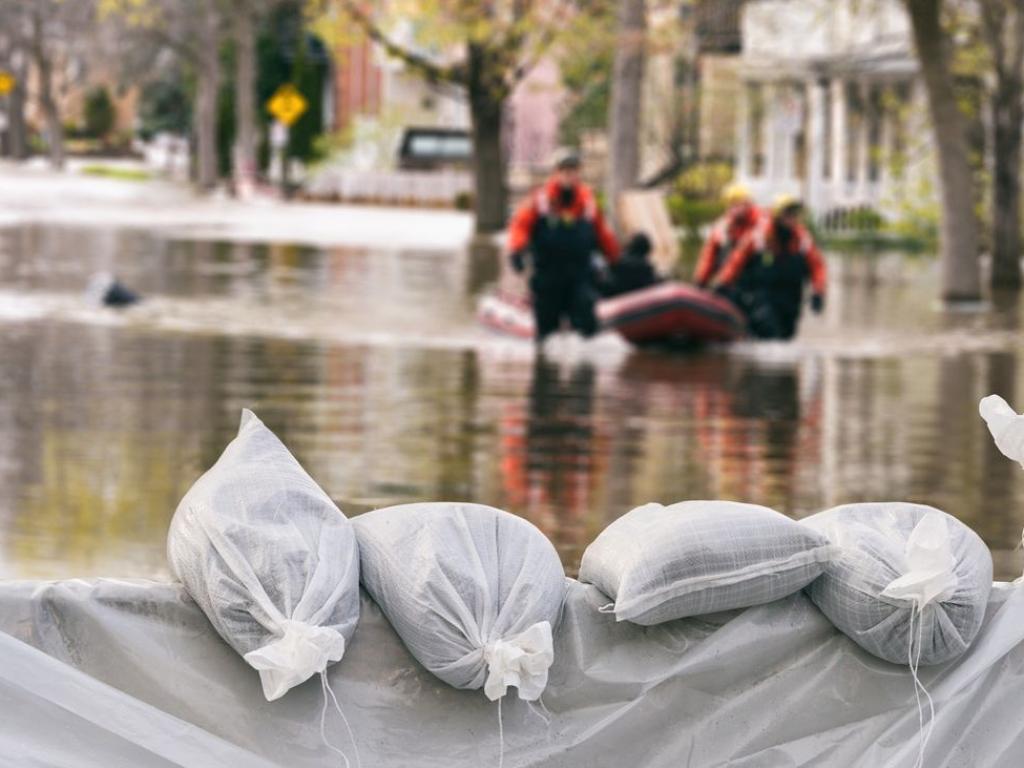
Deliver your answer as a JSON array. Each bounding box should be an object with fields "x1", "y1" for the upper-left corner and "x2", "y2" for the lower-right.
[{"x1": 478, "y1": 281, "x2": 746, "y2": 346}]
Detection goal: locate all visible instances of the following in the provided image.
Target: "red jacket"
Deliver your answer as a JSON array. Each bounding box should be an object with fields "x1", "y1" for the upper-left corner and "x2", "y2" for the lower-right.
[
  {"x1": 694, "y1": 204, "x2": 764, "y2": 286},
  {"x1": 507, "y1": 177, "x2": 620, "y2": 263},
  {"x1": 714, "y1": 218, "x2": 827, "y2": 295}
]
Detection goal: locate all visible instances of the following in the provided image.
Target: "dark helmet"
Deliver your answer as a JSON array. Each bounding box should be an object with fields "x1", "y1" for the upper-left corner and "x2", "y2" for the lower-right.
[
  {"x1": 624, "y1": 233, "x2": 653, "y2": 260},
  {"x1": 552, "y1": 147, "x2": 582, "y2": 171}
]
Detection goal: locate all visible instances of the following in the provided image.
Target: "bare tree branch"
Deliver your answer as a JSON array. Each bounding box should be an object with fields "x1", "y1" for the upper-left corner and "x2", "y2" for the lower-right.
[{"x1": 339, "y1": 1, "x2": 467, "y2": 84}]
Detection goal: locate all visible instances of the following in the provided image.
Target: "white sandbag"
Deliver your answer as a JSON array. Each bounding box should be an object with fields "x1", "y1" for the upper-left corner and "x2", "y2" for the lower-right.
[
  {"x1": 167, "y1": 409, "x2": 360, "y2": 701},
  {"x1": 980, "y1": 394, "x2": 1024, "y2": 466},
  {"x1": 353, "y1": 502, "x2": 566, "y2": 701},
  {"x1": 579, "y1": 500, "x2": 834, "y2": 624},
  {"x1": 802, "y1": 502, "x2": 992, "y2": 665}
]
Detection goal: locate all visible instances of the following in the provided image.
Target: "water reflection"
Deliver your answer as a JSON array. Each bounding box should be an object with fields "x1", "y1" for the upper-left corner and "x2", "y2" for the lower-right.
[{"x1": 1, "y1": 224, "x2": 1024, "y2": 580}]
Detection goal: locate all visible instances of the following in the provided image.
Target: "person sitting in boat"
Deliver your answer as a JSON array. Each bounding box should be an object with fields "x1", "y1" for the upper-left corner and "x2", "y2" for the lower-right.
[
  {"x1": 599, "y1": 232, "x2": 662, "y2": 298},
  {"x1": 693, "y1": 182, "x2": 765, "y2": 289},
  {"x1": 507, "y1": 149, "x2": 620, "y2": 342},
  {"x1": 712, "y1": 194, "x2": 826, "y2": 340}
]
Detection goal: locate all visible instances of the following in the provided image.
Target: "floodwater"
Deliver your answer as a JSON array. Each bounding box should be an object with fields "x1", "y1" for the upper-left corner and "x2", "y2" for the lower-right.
[{"x1": 1, "y1": 223, "x2": 1023, "y2": 580}]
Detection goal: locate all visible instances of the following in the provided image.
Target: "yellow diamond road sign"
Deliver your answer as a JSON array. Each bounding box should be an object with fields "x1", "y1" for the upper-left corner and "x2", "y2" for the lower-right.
[
  {"x1": 0, "y1": 71, "x2": 15, "y2": 96},
  {"x1": 267, "y1": 84, "x2": 307, "y2": 127}
]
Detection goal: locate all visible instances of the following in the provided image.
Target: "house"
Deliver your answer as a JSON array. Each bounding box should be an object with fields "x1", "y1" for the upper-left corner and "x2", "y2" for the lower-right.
[
  {"x1": 639, "y1": 0, "x2": 748, "y2": 182},
  {"x1": 328, "y1": 30, "x2": 470, "y2": 171},
  {"x1": 328, "y1": 25, "x2": 560, "y2": 176},
  {"x1": 734, "y1": 0, "x2": 926, "y2": 216}
]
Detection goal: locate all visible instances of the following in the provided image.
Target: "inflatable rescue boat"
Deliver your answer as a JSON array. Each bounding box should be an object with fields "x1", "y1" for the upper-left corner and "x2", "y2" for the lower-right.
[{"x1": 478, "y1": 281, "x2": 746, "y2": 345}]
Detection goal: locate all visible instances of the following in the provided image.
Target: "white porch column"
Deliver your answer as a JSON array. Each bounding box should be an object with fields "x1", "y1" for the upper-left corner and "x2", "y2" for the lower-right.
[
  {"x1": 879, "y1": 83, "x2": 898, "y2": 200},
  {"x1": 765, "y1": 81, "x2": 781, "y2": 182},
  {"x1": 856, "y1": 79, "x2": 870, "y2": 201},
  {"x1": 806, "y1": 78, "x2": 826, "y2": 211},
  {"x1": 830, "y1": 78, "x2": 846, "y2": 204}
]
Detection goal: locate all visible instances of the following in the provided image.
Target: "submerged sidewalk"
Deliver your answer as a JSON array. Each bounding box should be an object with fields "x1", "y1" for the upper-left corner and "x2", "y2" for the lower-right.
[{"x1": 0, "y1": 162, "x2": 474, "y2": 251}]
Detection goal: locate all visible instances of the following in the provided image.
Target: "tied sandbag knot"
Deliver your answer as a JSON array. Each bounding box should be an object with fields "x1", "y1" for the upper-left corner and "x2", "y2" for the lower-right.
[
  {"x1": 483, "y1": 621, "x2": 554, "y2": 702},
  {"x1": 881, "y1": 511, "x2": 958, "y2": 609},
  {"x1": 880, "y1": 511, "x2": 958, "y2": 768},
  {"x1": 244, "y1": 619, "x2": 347, "y2": 701}
]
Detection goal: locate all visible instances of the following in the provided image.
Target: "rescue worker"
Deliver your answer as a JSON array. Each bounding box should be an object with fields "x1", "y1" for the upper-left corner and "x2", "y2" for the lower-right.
[
  {"x1": 600, "y1": 232, "x2": 661, "y2": 297},
  {"x1": 507, "y1": 149, "x2": 620, "y2": 342},
  {"x1": 693, "y1": 182, "x2": 764, "y2": 289},
  {"x1": 712, "y1": 194, "x2": 826, "y2": 340}
]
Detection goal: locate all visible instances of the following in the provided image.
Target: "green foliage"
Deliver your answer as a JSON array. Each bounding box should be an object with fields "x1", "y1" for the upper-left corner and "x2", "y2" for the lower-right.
[
  {"x1": 83, "y1": 86, "x2": 116, "y2": 140},
  {"x1": 882, "y1": 171, "x2": 940, "y2": 247},
  {"x1": 453, "y1": 191, "x2": 473, "y2": 210},
  {"x1": 847, "y1": 207, "x2": 884, "y2": 232},
  {"x1": 80, "y1": 164, "x2": 151, "y2": 181},
  {"x1": 556, "y1": 0, "x2": 615, "y2": 147},
  {"x1": 673, "y1": 162, "x2": 734, "y2": 200},
  {"x1": 137, "y1": 78, "x2": 191, "y2": 140},
  {"x1": 664, "y1": 161, "x2": 733, "y2": 239},
  {"x1": 667, "y1": 195, "x2": 725, "y2": 239},
  {"x1": 254, "y1": 6, "x2": 329, "y2": 168}
]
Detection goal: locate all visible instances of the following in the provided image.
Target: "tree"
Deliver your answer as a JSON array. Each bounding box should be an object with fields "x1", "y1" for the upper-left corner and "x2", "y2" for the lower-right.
[
  {"x1": 0, "y1": 18, "x2": 29, "y2": 160},
  {"x1": 606, "y1": 0, "x2": 647, "y2": 229},
  {"x1": 904, "y1": 0, "x2": 982, "y2": 301},
  {"x1": 233, "y1": 0, "x2": 287, "y2": 192},
  {"x1": 104, "y1": 0, "x2": 228, "y2": 189},
  {"x1": 0, "y1": 0, "x2": 97, "y2": 168},
  {"x1": 979, "y1": 0, "x2": 1024, "y2": 290},
  {"x1": 234, "y1": 4, "x2": 259, "y2": 190},
  {"x1": 84, "y1": 86, "x2": 116, "y2": 140},
  {"x1": 325, "y1": 1, "x2": 575, "y2": 234}
]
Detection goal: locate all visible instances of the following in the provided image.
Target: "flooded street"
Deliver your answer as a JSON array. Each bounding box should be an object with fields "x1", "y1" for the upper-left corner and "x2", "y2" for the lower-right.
[{"x1": 2, "y1": 223, "x2": 1023, "y2": 580}]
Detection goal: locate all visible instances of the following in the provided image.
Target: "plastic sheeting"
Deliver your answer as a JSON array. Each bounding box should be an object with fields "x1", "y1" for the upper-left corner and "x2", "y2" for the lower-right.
[{"x1": 2, "y1": 578, "x2": 1024, "y2": 767}]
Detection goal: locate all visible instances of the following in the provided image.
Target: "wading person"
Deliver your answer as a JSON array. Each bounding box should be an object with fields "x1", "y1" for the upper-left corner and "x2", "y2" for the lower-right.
[
  {"x1": 693, "y1": 183, "x2": 765, "y2": 289},
  {"x1": 712, "y1": 195, "x2": 826, "y2": 340},
  {"x1": 506, "y1": 149, "x2": 620, "y2": 342}
]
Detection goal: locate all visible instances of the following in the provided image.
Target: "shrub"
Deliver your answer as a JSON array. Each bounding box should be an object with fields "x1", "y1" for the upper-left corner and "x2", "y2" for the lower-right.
[
  {"x1": 84, "y1": 87, "x2": 116, "y2": 141},
  {"x1": 673, "y1": 162, "x2": 734, "y2": 201}
]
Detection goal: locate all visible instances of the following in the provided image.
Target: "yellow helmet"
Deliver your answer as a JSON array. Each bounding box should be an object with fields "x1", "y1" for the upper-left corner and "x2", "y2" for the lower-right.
[
  {"x1": 773, "y1": 193, "x2": 803, "y2": 216},
  {"x1": 722, "y1": 182, "x2": 751, "y2": 206}
]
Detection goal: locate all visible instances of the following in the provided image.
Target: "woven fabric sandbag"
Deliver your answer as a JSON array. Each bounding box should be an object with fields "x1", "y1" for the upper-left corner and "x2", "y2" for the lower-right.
[
  {"x1": 354, "y1": 502, "x2": 566, "y2": 701},
  {"x1": 579, "y1": 501, "x2": 834, "y2": 625},
  {"x1": 168, "y1": 409, "x2": 360, "y2": 701},
  {"x1": 802, "y1": 502, "x2": 992, "y2": 665}
]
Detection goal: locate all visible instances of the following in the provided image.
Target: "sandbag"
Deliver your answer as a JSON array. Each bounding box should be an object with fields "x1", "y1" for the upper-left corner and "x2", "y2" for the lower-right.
[
  {"x1": 802, "y1": 502, "x2": 992, "y2": 665},
  {"x1": 167, "y1": 409, "x2": 360, "y2": 701},
  {"x1": 579, "y1": 500, "x2": 834, "y2": 624},
  {"x1": 354, "y1": 502, "x2": 566, "y2": 701},
  {"x1": 980, "y1": 394, "x2": 1024, "y2": 466}
]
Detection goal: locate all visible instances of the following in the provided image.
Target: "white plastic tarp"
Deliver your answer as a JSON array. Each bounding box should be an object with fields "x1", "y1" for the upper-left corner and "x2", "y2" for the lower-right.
[{"x1": 2, "y1": 578, "x2": 1024, "y2": 767}]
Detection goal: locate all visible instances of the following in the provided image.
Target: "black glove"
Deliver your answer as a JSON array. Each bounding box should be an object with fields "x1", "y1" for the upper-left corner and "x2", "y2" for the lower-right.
[
  {"x1": 510, "y1": 249, "x2": 528, "y2": 274},
  {"x1": 810, "y1": 293, "x2": 825, "y2": 314}
]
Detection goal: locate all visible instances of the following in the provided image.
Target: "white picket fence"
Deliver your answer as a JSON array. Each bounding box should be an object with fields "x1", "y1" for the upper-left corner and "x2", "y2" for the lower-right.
[{"x1": 305, "y1": 168, "x2": 473, "y2": 207}]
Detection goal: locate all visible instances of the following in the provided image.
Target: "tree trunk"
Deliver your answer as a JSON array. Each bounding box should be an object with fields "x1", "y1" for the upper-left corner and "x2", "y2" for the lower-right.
[
  {"x1": 233, "y1": 5, "x2": 258, "y2": 194},
  {"x1": 606, "y1": 0, "x2": 647, "y2": 231},
  {"x1": 983, "y1": 0, "x2": 1024, "y2": 290},
  {"x1": 467, "y1": 44, "x2": 509, "y2": 234},
  {"x1": 905, "y1": 0, "x2": 981, "y2": 301},
  {"x1": 31, "y1": 14, "x2": 63, "y2": 169},
  {"x1": 991, "y1": 89, "x2": 1023, "y2": 289},
  {"x1": 194, "y1": 19, "x2": 222, "y2": 191},
  {"x1": 7, "y1": 52, "x2": 28, "y2": 160}
]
